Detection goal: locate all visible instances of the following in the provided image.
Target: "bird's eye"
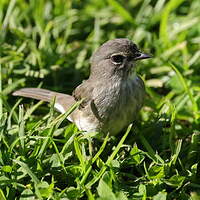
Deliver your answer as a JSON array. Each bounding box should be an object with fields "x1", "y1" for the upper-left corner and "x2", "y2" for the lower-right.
[{"x1": 111, "y1": 55, "x2": 125, "y2": 64}]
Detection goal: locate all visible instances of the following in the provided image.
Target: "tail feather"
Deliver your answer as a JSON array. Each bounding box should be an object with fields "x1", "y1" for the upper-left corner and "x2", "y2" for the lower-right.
[
  {"x1": 12, "y1": 88, "x2": 76, "y2": 114},
  {"x1": 12, "y1": 88, "x2": 56, "y2": 102}
]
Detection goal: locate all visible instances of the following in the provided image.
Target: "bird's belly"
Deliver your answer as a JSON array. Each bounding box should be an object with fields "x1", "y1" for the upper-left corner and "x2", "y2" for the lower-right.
[
  {"x1": 73, "y1": 111, "x2": 131, "y2": 135},
  {"x1": 73, "y1": 94, "x2": 138, "y2": 135},
  {"x1": 101, "y1": 98, "x2": 138, "y2": 135},
  {"x1": 73, "y1": 111, "x2": 100, "y2": 133}
]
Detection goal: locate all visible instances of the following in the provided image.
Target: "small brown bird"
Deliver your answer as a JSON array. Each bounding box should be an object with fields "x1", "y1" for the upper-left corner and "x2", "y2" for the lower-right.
[{"x1": 13, "y1": 38, "x2": 151, "y2": 135}]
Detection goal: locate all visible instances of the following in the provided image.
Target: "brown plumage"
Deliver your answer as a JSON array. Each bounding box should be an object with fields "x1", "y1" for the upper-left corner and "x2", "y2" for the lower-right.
[
  {"x1": 13, "y1": 88, "x2": 76, "y2": 113},
  {"x1": 13, "y1": 38, "x2": 151, "y2": 135}
]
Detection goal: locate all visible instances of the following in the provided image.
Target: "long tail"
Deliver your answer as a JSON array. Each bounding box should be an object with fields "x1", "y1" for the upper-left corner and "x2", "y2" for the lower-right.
[
  {"x1": 13, "y1": 88, "x2": 58, "y2": 102},
  {"x1": 12, "y1": 88, "x2": 76, "y2": 114}
]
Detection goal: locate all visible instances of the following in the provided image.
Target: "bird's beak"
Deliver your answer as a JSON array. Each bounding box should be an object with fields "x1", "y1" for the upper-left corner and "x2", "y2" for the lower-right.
[{"x1": 134, "y1": 52, "x2": 152, "y2": 61}]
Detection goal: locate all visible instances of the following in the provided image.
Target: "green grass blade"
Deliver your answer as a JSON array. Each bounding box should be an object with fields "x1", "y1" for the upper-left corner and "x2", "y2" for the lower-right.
[
  {"x1": 7, "y1": 98, "x2": 22, "y2": 129},
  {"x1": 159, "y1": 0, "x2": 185, "y2": 47},
  {"x1": 50, "y1": 137, "x2": 67, "y2": 174},
  {"x1": 106, "y1": 124, "x2": 132, "y2": 165},
  {"x1": 80, "y1": 134, "x2": 109, "y2": 185},
  {"x1": 2, "y1": 0, "x2": 16, "y2": 28},
  {"x1": 170, "y1": 139, "x2": 182, "y2": 166},
  {"x1": 18, "y1": 105, "x2": 25, "y2": 150},
  {"x1": 170, "y1": 63, "x2": 198, "y2": 119},
  {"x1": 139, "y1": 133, "x2": 164, "y2": 164},
  {"x1": 13, "y1": 159, "x2": 40, "y2": 184},
  {"x1": 0, "y1": 64, "x2": 2, "y2": 118},
  {"x1": 92, "y1": 134, "x2": 109, "y2": 164},
  {"x1": 24, "y1": 100, "x2": 44, "y2": 120},
  {"x1": 0, "y1": 189, "x2": 6, "y2": 200},
  {"x1": 74, "y1": 136, "x2": 86, "y2": 173},
  {"x1": 47, "y1": 99, "x2": 83, "y2": 129},
  {"x1": 86, "y1": 124, "x2": 132, "y2": 188},
  {"x1": 107, "y1": 0, "x2": 135, "y2": 24},
  {"x1": 37, "y1": 126, "x2": 54, "y2": 158}
]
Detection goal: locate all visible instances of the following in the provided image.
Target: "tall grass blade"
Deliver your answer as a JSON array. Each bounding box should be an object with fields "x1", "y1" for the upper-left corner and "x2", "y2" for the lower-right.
[
  {"x1": 159, "y1": 0, "x2": 185, "y2": 47},
  {"x1": 107, "y1": 0, "x2": 135, "y2": 24},
  {"x1": 170, "y1": 63, "x2": 198, "y2": 119},
  {"x1": 13, "y1": 159, "x2": 40, "y2": 184},
  {"x1": 86, "y1": 124, "x2": 132, "y2": 188}
]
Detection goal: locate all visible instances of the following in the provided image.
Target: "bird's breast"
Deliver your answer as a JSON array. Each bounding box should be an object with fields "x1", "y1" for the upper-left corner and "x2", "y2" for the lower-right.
[{"x1": 73, "y1": 76, "x2": 145, "y2": 135}]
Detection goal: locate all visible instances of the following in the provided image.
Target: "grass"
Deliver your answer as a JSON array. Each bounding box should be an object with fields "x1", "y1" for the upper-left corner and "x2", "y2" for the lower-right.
[{"x1": 0, "y1": 0, "x2": 200, "y2": 199}]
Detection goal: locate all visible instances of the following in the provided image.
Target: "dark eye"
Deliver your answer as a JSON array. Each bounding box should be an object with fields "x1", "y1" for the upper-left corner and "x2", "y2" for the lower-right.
[{"x1": 111, "y1": 55, "x2": 125, "y2": 64}]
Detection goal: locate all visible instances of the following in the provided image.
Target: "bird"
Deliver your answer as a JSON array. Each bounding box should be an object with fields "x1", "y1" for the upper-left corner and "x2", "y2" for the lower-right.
[{"x1": 13, "y1": 38, "x2": 151, "y2": 135}]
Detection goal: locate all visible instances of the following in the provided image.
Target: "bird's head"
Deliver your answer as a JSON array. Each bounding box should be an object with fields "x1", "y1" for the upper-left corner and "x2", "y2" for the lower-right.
[{"x1": 90, "y1": 38, "x2": 151, "y2": 79}]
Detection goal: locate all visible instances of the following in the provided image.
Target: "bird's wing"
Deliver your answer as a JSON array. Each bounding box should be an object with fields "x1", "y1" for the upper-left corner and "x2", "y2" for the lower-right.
[
  {"x1": 13, "y1": 88, "x2": 76, "y2": 113},
  {"x1": 72, "y1": 81, "x2": 94, "y2": 109}
]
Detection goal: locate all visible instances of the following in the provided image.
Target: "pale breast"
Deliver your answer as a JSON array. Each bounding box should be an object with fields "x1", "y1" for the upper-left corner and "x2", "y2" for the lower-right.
[
  {"x1": 73, "y1": 76, "x2": 145, "y2": 135},
  {"x1": 101, "y1": 76, "x2": 145, "y2": 135}
]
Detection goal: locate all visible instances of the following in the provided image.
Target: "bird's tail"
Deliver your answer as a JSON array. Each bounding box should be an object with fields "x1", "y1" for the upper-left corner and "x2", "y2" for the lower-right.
[
  {"x1": 12, "y1": 88, "x2": 76, "y2": 114},
  {"x1": 12, "y1": 88, "x2": 58, "y2": 102}
]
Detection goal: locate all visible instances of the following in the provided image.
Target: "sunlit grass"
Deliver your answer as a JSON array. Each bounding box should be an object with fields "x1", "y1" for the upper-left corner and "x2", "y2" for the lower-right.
[{"x1": 0, "y1": 0, "x2": 200, "y2": 199}]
